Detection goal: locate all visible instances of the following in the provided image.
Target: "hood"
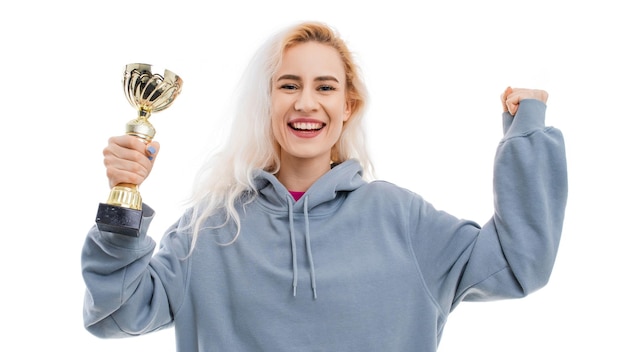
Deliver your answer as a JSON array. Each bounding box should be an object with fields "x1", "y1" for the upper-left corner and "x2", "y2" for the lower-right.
[
  {"x1": 253, "y1": 159, "x2": 367, "y2": 212},
  {"x1": 251, "y1": 159, "x2": 367, "y2": 299}
]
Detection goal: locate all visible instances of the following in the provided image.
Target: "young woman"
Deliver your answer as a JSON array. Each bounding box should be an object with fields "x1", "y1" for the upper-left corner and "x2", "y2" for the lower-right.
[{"x1": 82, "y1": 21, "x2": 567, "y2": 351}]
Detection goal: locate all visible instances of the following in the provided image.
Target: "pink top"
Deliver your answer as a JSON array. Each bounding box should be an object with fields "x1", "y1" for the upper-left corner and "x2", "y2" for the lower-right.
[{"x1": 289, "y1": 191, "x2": 305, "y2": 201}]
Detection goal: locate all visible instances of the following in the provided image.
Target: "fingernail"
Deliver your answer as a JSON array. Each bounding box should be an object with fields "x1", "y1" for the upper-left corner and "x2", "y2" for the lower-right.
[
  {"x1": 148, "y1": 156, "x2": 154, "y2": 161},
  {"x1": 147, "y1": 146, "x2": 156, "y2": 154}
]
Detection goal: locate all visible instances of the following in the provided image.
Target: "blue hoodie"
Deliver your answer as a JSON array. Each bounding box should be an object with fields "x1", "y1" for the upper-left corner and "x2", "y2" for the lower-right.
[{"x1": 82, "y1": 99, "x2": 567, "y2": 351}]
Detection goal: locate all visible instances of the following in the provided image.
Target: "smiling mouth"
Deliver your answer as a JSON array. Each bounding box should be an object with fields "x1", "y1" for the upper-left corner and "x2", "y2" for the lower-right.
[{"x1": 288, "y1": 121, "x2": 326, "y2": 131}]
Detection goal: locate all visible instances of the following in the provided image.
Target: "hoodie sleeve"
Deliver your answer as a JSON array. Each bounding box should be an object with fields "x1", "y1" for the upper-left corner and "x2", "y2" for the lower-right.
[
  {"x1": 81, "y1": 205, "x2": 191, "y2": 338},
  {"x1": 410, "y1": 98, "x2": 568, "y2": 312}
]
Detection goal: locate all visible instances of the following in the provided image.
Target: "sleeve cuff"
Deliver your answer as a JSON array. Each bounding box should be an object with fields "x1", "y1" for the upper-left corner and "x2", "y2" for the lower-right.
[{"x1": 502, "y1": 99, "x2": 547, "y2": 139}]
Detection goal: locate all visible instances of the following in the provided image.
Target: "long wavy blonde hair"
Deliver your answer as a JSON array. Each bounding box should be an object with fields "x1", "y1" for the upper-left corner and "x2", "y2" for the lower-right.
[{"x1": 184, "y1": 21, "x2": 372, "y2": 249}]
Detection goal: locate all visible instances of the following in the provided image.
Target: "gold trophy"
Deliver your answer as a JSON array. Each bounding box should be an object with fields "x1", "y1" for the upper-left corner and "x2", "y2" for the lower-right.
[{"x1": 96, "y1": 63, "x2": 183, "y2": 237}]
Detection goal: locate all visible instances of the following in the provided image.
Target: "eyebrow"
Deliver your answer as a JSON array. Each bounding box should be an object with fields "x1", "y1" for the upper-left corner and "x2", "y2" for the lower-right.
[{"x1": 276, "y1": 74, "x2": 340, "y2": 83}]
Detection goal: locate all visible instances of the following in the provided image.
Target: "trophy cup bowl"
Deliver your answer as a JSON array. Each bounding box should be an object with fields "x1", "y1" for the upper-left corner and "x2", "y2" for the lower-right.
[
  {"x1": 95, "y1": 63, "x2": 183, "y2": 237},
  {"x1": 123, "y1": 63, "x2": 183, "y2": 142}
]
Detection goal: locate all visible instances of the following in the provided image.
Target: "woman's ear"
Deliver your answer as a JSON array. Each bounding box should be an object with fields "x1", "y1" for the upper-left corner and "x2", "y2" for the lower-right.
[{"x1": 343, "y1": 100, "x2": 353, "y2": 122}]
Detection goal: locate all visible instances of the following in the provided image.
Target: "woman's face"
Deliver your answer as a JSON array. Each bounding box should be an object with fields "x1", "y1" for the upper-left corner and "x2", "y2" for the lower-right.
[{"x1": 271, "y1": 41, "x2": 351, "y2": 165}]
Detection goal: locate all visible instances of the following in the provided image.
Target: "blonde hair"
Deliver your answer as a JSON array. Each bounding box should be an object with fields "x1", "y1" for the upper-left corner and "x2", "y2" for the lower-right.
[{"x1": 184, "y1": 21, "x2": 372, "y2": 249}]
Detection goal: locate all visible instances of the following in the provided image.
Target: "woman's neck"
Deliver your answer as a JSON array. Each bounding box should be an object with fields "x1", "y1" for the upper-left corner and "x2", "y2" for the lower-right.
[{"x1": 276, "y1": 155, "x2": 331, "y2": 192}]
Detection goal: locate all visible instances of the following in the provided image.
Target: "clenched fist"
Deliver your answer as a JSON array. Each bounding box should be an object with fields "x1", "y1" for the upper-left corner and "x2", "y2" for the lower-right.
[
  {"x1": 501, "y1": 87, "x2": 548, "y2": 116},
  {"x1": 102, "y1": 135, "x2": 160, "y2": 189}
]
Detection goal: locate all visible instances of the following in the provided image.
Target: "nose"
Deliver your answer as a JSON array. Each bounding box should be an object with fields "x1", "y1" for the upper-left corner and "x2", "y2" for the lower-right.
[{"x1": 294, "y1": 87, "x2": 318, "y2": 112}]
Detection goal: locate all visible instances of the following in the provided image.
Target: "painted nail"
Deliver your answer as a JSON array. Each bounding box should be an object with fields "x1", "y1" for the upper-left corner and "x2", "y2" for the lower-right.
[{"x1": 147, "y1": 146, "x2": 156, "y2": 154}]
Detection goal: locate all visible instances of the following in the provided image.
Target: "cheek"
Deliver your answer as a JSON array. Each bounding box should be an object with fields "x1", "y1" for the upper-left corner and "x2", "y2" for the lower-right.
[
  {"x1": 270, "y1": 113, "x2": 287, "y2": 147},
  {"x1": 270, "y1": 98, "x2": 283, "y2": 130},
  {"x1": 270, "y1": 115, "x2": 281, "y2": 136},
  {"x1": 271, "y1": 92, "x2": 291, "y2": 113}
]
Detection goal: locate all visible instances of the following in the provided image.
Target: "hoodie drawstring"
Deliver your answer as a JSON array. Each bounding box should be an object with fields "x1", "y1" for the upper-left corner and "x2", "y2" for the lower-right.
[
  {"x1": 287, "y1": 198, "x2": 298, "y2": 297},
  {"x1": 303, "y1": 196, "x2": 317, "y2": 299},
  {"x1": 286, "y1": 195, "x2": 317, "y2": 299}
]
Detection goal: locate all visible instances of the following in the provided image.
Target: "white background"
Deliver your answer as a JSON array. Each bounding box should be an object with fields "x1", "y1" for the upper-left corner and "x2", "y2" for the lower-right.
[{"x1": 1, "y1": 0, "x2": 624, "y2": 351}]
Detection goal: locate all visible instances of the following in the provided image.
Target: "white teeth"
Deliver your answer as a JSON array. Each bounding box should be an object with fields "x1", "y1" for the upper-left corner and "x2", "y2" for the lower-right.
[{"x1": 290, "y1": 122, "x2": 323, "y2": 130}]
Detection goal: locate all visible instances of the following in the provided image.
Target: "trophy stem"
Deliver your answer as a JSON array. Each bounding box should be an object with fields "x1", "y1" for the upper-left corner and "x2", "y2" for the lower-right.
[{"x1": 125, "y1": 107, "x2": 156, "y2": 142}]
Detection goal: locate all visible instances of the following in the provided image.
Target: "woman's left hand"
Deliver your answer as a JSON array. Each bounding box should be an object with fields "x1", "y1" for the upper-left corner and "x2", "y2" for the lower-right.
[{"x1": 501, "y1": 87, "x2": 548, "y2": 115}]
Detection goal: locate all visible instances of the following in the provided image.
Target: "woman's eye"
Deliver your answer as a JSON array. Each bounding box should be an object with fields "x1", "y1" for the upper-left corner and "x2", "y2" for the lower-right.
[
  {"x1": 280, "y1": 84, "x2": 298, "y2": 90},
  {"x1": 318, "y1": 85, "x2": 336, "y2": 92}
]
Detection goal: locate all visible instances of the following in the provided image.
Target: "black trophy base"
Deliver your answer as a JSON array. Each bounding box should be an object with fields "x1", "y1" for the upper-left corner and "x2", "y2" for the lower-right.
[{"x1": 96, "y1": 203, "x2": 143, "y2": 237}]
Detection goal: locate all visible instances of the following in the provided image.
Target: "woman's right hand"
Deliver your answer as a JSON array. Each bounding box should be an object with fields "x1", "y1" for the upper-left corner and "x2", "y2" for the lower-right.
[{"x1": 102, "y1": 135, "x2": 160, "y2": 189}]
